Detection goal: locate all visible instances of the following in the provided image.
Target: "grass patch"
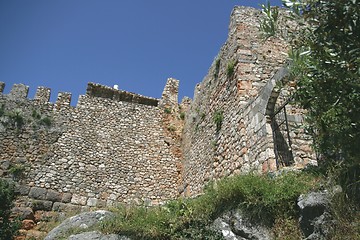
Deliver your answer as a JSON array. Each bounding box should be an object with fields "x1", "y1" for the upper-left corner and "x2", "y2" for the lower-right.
[{"x1": 100, "y1": 171, "x2": 321, "y2": 239}]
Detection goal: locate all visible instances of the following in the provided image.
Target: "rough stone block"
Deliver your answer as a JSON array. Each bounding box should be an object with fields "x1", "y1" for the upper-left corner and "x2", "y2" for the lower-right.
[
  {"x1": 11, "y1": 207, "x2": 34, "y2": 220},
  {"x1": 32, "y1": 200, "x2": 53, "y2": 211},
  {"x1": 29, "y1": 187, "x2": 47, "y2": 200},
  {"x1": 22, "y1": 219, "x2": 35, "y2": 230},
  {"x1": 46, "y1": 190, "x2": 62, "y2": 202},
  {"x1": 15, "y1": 184, "x2": 30, "y2": 196},
  {"x1": 96, "y1": 200, "x2": 107, "y2": 208},
  {"x1": 71, "y1": 194, "x2": 87, "y2": 206},
  {"x1": 9, "y1": 83, "x2": 29, "y2": 99},
  {"x1": 86, "y1": 198, "x2": 98, "y2": 207},
  {"x1": 61, "y1": 193, "x2": 72, "y2": 203},
  {"x1": 52, "y1": 202, "x2": 67, "y2": 212}
]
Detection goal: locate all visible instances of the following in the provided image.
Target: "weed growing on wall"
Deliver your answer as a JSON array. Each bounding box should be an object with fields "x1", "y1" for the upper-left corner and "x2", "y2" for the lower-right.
[
  {"x1": 226, "y1": 59, "x2": 236, "y2": 78},
  {"x1": 8, "y1": 164, "x2": 26, "y2": 181},
  {"x1": 179, "y1": 112, "x2": 185, "y2": 120},
  {"x1": 0, "y1": 104, "x2": 53, "y2": 131},
  {"x1": 213, "y1": 111, "x2": 223, "y2": 132},
  {"x1": 213, "y1": 58, "x2": 221, "y2": 80},
  {"x1": 164, "y1": 108, "x2": 172, "y2": 114}
]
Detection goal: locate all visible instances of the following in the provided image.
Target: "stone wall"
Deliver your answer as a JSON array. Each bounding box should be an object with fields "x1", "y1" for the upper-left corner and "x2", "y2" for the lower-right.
[
  {"x1": 0, "y1": 80, "x2": 182, "y2": 211},
  {"x1": 181, "y1": 6, "x2": 315, "y2": 195},
  {"x1": 0, "y1": 6, "x2": 316, "y2": 209}
]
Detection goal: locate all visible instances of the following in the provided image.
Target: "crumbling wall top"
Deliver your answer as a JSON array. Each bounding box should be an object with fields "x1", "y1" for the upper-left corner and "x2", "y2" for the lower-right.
[{"x1": 86, "y1": 82, "x2": 159, "y2": 107}]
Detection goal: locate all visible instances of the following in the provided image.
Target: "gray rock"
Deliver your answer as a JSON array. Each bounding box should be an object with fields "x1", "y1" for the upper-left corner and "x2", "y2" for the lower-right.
[
  {"x1": 29, "y1": 187, "x2": 47, "y2": 200},
  {"x1": 52, "y1": 202, "x2": 81, "y2": 212},
  {"x1": 62, "y1": 192, "x2": 73, "y2": 203},
  {"x1": 11, "y1": 207, "x2": 34, "y2": 220},
  {"x1": 46, "y1": 189, "x2": 62, "y2": 202},
  {"x1": 1, "y1": 160, "x2": 10, "y2": 170},
  {"x1": 15, "y1": 184, "x2": 30, "y2": 195},
  {"x1": 298, "y1": 191, "x2": 331, "y2": 240},
  {"x1": 213, "y1": 209, "x2": 271, "y2": 240},
  {"x1": 32, "y1": 200, "x2": 53, "y2": 211},
  {"x1": 45, "y1": 210, "x2": 114, "y2": 240},
  {"x1": 68, "y1": 231, "x2": 130, "y2": 240}
]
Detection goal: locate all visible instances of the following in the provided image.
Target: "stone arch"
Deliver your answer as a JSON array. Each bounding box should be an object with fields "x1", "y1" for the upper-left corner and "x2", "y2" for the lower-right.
[{"x1": 262, "y1": 67, "x2": 294, "y2": 170}]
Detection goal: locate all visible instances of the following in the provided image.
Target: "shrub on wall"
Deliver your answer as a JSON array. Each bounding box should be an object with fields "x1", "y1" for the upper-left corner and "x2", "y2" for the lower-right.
[
  {"x1": 213, "y1": 111, "x2": 223, "y2": 132},
  {"x1": 226, "y1": 59, "x2": 236, "y2": 78}
]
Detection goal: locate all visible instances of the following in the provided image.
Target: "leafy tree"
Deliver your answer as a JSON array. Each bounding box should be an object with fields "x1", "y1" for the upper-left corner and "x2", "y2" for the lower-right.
[
  {"x1": 0, "y1": 179, "x2": 19, "y2": 239},
  {"x1": 261, "y1": 0, "x2": 360, "y2": 201}
]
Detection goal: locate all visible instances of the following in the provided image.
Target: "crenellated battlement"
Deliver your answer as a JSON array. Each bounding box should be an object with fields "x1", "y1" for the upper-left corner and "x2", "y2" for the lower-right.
[
  {"x1": 9, "y1": 83, "x2": 29, "y2": 100},
  {"x1": 0, "y1": 80, "x2": 179, "y2": 109},
  {"x1": 34, "y1": 86, "x2": 51, "y2": 103}
]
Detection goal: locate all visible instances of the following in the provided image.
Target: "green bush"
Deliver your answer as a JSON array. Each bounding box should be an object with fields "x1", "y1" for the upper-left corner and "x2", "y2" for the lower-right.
[
  {"x1": 40, "y1": 116, "x2": 52, "y2": 127},
  {"x1": 0, "y1": 179, "x2": 19, "y2": 240},
  {"x1": 100, "y1": 171, "x2": 320, "y2": 238}
]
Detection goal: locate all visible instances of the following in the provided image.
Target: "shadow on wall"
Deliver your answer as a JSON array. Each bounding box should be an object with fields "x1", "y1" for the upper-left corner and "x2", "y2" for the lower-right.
[{"x1": 271, "y1": 119, "x2": 294, "y2": 168}]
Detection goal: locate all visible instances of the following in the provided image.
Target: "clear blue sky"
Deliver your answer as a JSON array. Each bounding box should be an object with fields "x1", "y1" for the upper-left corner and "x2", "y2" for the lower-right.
[{"x1": 0, "y1": 0, "x2": 283, "y2": 104}]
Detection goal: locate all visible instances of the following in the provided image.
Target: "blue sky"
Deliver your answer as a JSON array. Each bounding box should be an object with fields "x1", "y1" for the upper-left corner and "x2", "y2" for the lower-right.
[{"x1": 0, "y1": 0, "x2": 283, "y2": 104}]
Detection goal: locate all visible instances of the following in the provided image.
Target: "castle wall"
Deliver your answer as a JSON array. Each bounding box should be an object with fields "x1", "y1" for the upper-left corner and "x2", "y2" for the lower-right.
[
  {"x1": 181, "y1": 6, "x2": 315, "y2": 195},
  {"x1": 0, "y1": 6, "x2": 317, "y2": 208},
  {"x1": 0, "y1": 81, "x2": 181, "y2": 211}
]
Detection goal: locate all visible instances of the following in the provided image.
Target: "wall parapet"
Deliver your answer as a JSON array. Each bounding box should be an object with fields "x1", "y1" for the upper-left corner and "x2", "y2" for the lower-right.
[{"x1": 86, "y1": 82, "x2": 159, "y2": 107}]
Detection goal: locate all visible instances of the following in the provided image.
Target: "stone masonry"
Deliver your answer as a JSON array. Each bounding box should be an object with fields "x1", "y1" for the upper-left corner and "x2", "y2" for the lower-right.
[
  {"x1": 181, "y1": 6, "x2": 316, "y2": 195},
  {"x1": 0, "y1": 6, "x2": 316, "y2": 211},
  {"x1": 0, "y1": 79, "x2": 182, "y2": 211}
]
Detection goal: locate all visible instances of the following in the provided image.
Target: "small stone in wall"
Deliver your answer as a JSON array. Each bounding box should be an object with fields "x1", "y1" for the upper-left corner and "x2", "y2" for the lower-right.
[
  {"x1": 86, "y1": 198, "x2": 98, "y2": 207},
  {"x1": 22, "y1": 219, "x2": 35, "y2": 230},
  {"x1": 61, "y1": 193, "x2": 72, "y2": 203},
  {"x1": 71, "y1": 194, "x2": 88, "y2": 206},
  {"x1": 11, "y1": 207, "x2": 34, "y2": 221}
]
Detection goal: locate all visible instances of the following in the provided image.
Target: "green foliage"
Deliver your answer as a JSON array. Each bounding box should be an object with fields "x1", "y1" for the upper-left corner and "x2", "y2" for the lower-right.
[
  {"x1": 226, "y1": 59, "x2": 236, "y2": 78},
  {"x1": 0, "y1": 179, "x2": 19, "y2": 240},
  {"x1": 0, "y1": 104, "x2": 5, "y2": 117},
  {"x1": 164, "y1": 108, "x2": 172, "y2": 114},
  {"x1": 31, "y1": 110, "x2": 41, "y2": 120},
  {"x1": 7, "y1": 109, "x2": 25, "y2": 129},
  {"x1": 179, "y1": 112, "x2": 185, "y2": 120},
  {"x1": 272, "y1": 217, "x2": 302, "y2": 240},
  {"x1": 213, "y1": 111, "x2": 223, "y2": 132},
  {"x1": 213, "y1": 58, "x2": 221, "y2": 80},
  {"x1": 200, "y1": 112, "x2": 206, "y2": 121},
  {"x1": 9, "y1": 164, "x2": 26, "y2": 180},
  {"x1": 259, "y1": 1, "x2": 279, "y2": 39},
  {"x1": 197, "y1": 172, "x2": 319, "y2": 225},
  {"x1": 167, "y1": 125, "x2": 176, "y2": 132},
  {"x1": 327, "y1": 192, "x2": 360, "y2": 239},
  {"x1": 100, "y1": 172, "x2": 320, "y2": 238},
  {"x1": 40, "y1": 116, "x2": 52, "y2": 127},
  {"x1": 282, "y1": 0, "x2": 360, "y2": 203}
]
